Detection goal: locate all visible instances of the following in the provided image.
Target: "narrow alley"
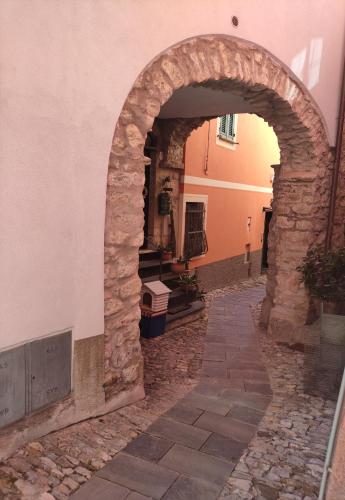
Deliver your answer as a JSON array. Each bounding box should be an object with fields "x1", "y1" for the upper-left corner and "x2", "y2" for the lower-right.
[{"x1": 0, "y1": 279, "x2": 335, "y2": 500}]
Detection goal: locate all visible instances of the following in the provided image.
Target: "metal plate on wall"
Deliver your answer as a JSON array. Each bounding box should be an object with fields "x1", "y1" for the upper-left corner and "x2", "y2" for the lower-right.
[
  {"x1": 26, "y1": 331, "x2": 72, "y2": 413},
  {"x1": 0, "y1": 346, "x2": 26, "y2": 428}
]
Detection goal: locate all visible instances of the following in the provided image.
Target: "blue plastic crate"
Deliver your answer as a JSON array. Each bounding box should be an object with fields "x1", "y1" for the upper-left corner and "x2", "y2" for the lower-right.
[{"x1": 140, "y1": 314, "x2": 166, "y2": 338}]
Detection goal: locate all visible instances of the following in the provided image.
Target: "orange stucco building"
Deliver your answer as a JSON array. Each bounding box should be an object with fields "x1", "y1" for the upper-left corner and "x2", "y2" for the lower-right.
[{"x1": 180, "y1": 114, "x2": 280, "y2": 288}]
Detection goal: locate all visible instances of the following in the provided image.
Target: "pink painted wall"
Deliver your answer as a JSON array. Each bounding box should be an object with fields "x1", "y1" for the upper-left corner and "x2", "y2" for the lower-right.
[
  {"x1": 183, "y1": 115, "x2": 279, "y2": 266},
  {"x1": 0, "y1": 1, "x2": 344, "y2": 348}
]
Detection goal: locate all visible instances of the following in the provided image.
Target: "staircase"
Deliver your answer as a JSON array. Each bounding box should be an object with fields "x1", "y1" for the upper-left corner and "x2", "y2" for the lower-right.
[{"x1": 139, "y1": 249, "x2": 205, "y2": 327}]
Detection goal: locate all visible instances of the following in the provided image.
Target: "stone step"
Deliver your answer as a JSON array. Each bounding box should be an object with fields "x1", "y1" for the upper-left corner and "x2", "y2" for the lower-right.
[
  {"x1": 141, "y1": 272, "x2": 177, "y2": 285},
  {"x1": 139, "y1": 249, "x2": 161, "y2": 261},
  {"x1": 139, "y1": 260, "x2": 172, "y2": 279},
  {"x1": 166, "y1": 300, "x2": 205, "y2": 324},
  {"x1": 168, "y1": 288, "x2": 194, "y2": 308}
]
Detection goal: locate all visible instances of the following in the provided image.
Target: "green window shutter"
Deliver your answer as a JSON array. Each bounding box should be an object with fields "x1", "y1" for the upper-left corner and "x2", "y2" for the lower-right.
[
  {"x1": 219, "y1": 115, "x2": 227, "y2": 138},
  {"x1": 227, "y1": 114, "x2": 235, "y2": 139},
  {"x1": 218, "y1": 114, "x2": 236, "y2": 141}
]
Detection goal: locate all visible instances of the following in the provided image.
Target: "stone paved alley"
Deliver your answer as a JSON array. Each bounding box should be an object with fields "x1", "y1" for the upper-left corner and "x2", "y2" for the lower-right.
[{"x1": 0, "y1": 279, "x2": 336, "y2": 499}]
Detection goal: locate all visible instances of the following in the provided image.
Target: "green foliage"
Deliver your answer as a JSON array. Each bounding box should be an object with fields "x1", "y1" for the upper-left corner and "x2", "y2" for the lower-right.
[
  {"x1": 297, "y1": 246, "x2": 345, "y2": 302},
  {"x1": 196, "y1": 289, "x2": 207, "y2": 302},
  {"x1": 177, "y1": 273, "x2": 199, "y2": 286}
]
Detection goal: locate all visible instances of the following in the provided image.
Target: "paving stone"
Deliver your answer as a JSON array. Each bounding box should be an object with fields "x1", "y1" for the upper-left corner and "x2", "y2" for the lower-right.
[
  {"x1": 75, "y1": 466, "x2": 91, "y2": 479},
  {"x1": 226, "y1": 371, "x2": 245, "y2": 385},
  {"x1": 205, "y1": 335, "x2": 239, "y2": 345},
  {"x1": 201, "y1": 433, "x2": 247, "y2": 462},
  {"x1": 194, "y1": 412, "x2": 256, "y2": 443},
  {"x1": 163, "y1": 475, "x2": 221, "y2": 500},
  {"x1": 244, "y1": 381, "x2": 273, "y2": 395},
  {"x1": 97, "y1": 453, "x2": 178, "y2": 499},
  {"x1": 182, "y1": 391, "x2": 233, "y2": 416},
  {"x1": 194, "y1": 381, "x2": 226, "y2": 397},
  {"x1": 165, "y1": 402, "x2": 203, "y2": 424},
  {"x1": 196, "y1": 378, "x2": 244, "y2": 395},
  {"x1": 127, "y1": 493, "x2": 153, "y2": 500},
  {"x1": 229, "y1": 361, "x2": 267, "y2": 372},
  {"x1": 70, "y1": 476, "x2": 129, "y2": 500},
  {"x1": 124, "y1": 433, "x2": 173, "y2": 462},
  {"x1": 159, "y1": 444, "x2": 234, "y2": 487},
  {"x1": 220, "y1": 388, "x2": 272, "y2": 411},
  {"x1": 203, "y1": 343, "x2": 227, "y2": 361},
  {"x1": 254, "y1": 482, "x2": 279, "y2": 499},
  {"x1": 147, "y1": 416, "x2": 210, "y2": 449},
  {"x1": 202, "y1": 361, "x2": 228, "y2": 378},
  {"x1": 38, "y1": 493, "x2": 55, "y2": 500},
  {"x1": 235, "y1": 352, "x2": 263, "y2": 362},
  {"x1": 228, "y1": 405, "x2": 265, "y2": 425}
]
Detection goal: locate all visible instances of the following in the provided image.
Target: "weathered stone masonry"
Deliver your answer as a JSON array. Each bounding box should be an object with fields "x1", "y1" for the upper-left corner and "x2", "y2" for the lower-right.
[{"x1": 104, "y1": 35, "x2": 333, "y2": 398}]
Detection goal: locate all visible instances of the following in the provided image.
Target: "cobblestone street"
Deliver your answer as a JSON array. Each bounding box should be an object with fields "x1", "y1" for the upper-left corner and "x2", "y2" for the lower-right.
[
  {"x1": 219, "y1": 296, "x2": 336, "y2": 500},
  {"x1": 0, "y1": 278, "x2": 335, "y2": 499}
]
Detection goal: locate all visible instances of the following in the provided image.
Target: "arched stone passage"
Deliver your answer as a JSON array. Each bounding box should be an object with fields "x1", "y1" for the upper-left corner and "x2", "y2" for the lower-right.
[{"x1": 104, "y1": 35, "x2": 333, "y2": 398}]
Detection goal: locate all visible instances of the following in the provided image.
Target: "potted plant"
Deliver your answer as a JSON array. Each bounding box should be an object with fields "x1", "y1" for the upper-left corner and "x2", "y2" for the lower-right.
[
  {"x1": 297, "y1": 246, "x2": 345, "y2": 339},
  {"x1": 177, "y1": 272, "x2": 199, "y2": 302},
  {"x1": 158, "y1": 244, "x2": 173, "y2": 261},
  {"x1": 171, "y1": 257, "x2": 191, "y2": 274}
]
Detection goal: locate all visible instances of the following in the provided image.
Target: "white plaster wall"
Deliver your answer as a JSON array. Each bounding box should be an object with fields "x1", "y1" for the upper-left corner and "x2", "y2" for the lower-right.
[{"x1": 0, "y1": 0, "x2": 344, "y2": 348}]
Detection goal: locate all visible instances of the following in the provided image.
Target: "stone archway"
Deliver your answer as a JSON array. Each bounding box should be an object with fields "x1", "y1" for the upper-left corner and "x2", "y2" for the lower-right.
[{"x1": 104, "y1": 34, "x2": 333, "y2": 400}]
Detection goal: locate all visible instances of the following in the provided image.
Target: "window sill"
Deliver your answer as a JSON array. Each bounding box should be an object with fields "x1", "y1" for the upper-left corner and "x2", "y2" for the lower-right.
[
  {"x1": 216, "y1": 135, "x2": 238, "y2": 151},
  {"x1": 190, "y1": 253, "x2": 206, "y2": 261},
  {"x1": 217, "y1": 135, "x2": 237, "y2": 144}
]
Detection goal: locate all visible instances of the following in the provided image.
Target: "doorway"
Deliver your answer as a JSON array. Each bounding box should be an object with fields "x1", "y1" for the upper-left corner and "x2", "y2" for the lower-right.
[
  {"x1": 261, "y1": 208, "x2": 272, "y2": 272},
  {"x1": 142, "y1": 132, "x2": 157, "y2": 249}
]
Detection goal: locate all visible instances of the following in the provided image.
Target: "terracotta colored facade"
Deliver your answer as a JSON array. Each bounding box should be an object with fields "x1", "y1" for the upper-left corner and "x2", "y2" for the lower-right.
[{"x1": 181, "y1": 114, "x2": 279, "y2": 268}]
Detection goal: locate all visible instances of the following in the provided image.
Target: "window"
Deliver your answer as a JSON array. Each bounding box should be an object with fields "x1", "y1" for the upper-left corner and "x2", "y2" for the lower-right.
[
  {"x1": 184, "y1": 202, "x2": 208, "y2": 259},
  {"x1": 218, "y1": 114, "x2": 237, "y2": 142}
]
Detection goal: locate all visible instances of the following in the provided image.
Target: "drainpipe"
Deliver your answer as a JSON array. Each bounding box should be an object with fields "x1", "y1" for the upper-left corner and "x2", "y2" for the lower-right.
[
  {"x1": 325, "y1": 54, "x2": 345, "y2": 250},
  {"x1": 318, "y1": 368, "x2": 345, "y2": 499},
  {"x1": 203, "y1": 120, "x2": 211, "y2": 175}
]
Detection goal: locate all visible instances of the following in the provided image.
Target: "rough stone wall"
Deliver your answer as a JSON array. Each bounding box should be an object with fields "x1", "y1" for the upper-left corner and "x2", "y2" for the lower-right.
[
  {"x1": 158, "y1": 117, "x2": 207, "y2": 170},
  {"x1": 104, "y1": 35, "x2": 333, "y2": 396},
  {"x1": 150, "y1": 163, "x2": 181, "y2": 250},
  {"x1": 149, "y1": 118, "x2": 208, "y2": 250}
]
